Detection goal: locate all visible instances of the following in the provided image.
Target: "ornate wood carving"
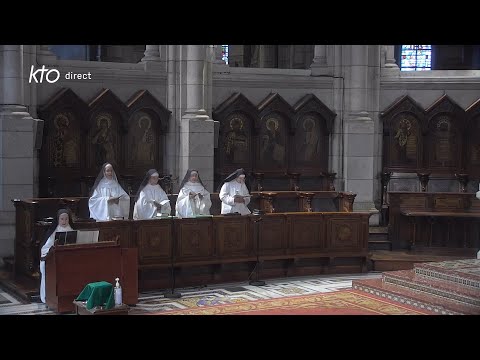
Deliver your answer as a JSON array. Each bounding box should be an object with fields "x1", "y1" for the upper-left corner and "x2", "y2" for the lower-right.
[
  {"x1": 38, "y1": 88, "x2": 170, "y2": 197},
  {"x1": 213, "y1": 93, "x2": 257, "y2": 179},
  {"x1": 38, "y1": 88, "x2": 89, "y2": 197},
  {"x1": 213, "y1": 93, "x2": 336, "y2": 190},
  {"x1": 380, "y1": 95, "x2": 425, "y2": 172},
  {"x1": 258, "y1": 192, "x2": 278, "y2": 213},
  {"x1": 417, "y1": 172, "x2": 431, "y2": 192},
  {"x1": 455, "y1": 173, "x2": 469, "y2": 193},
  {"x1": 297, "y1": 192, "x2": 315, "y2": 212},
  {"x1": 287, "y1": 172, "x2": 300, "y2": 191}
]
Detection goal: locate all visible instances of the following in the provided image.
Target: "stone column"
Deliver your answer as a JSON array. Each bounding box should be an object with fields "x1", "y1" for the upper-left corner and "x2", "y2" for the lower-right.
[
  {"x1": 179, "y1": 45, "x2": 215, "y2": 192},
  {"x1": 343, "y1": 45, "x2": 378, "y2": 224},
  {"x1": 37, "y1": 45, "x2": 56, "y2": 64},
  {"x1": 141, "y1": 45, "x2": 161, "y2": 62},
  {"x1": 0, "y1": 45, "x2": 38, "y2": 259},
  {"x1": 381, "y1": 45, "x2": 400, "y2": 76},
  {"x1": 310, "y1": 45, "x2": 330, "y2": 75}
]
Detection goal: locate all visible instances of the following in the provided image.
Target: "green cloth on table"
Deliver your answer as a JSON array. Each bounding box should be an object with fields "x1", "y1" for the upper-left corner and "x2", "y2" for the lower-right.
[{"x1": 75, "y1": 281, "x2": 114, "y2": 310}]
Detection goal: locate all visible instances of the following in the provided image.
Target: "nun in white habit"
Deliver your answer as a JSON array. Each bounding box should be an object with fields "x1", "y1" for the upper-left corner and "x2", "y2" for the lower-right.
[
  {"x1": 176, "y1": 169, "x2": 212, "y2": 218},
  {"x1": 219, "y1": 168, "x2": 251, "y2": 215},
  {"x1": 133, "y1": 169, "x2": 171, "y2": 220},
  {"x1": 39, "y1": 208, "x2": 74, "y2": 303},
  {"x1": 88, "y1": 163, "x2": 130, "y2": 221}
]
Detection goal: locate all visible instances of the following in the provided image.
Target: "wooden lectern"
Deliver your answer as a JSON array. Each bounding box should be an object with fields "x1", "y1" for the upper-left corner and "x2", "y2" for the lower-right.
[{"x1": 45, "y1": 241, "x2": 138, "y2": 313}]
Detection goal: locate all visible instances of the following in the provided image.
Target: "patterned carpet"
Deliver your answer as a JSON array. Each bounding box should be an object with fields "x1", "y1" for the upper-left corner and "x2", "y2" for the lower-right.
[
  {"x1": 153, "y1": 290, "x2": 434, "y2": 315},
  {"x1": 0, "y1": 272, "x2": 401, "y2": 315}
]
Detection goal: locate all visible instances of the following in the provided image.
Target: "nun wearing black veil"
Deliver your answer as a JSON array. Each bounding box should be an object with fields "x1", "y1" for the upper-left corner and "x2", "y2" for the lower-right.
[
  {"x1": 88, "y1": 163, "x2": 130, "y2": 221},
  {"x1": 133, "y1": 169, "x2": 171, "y2": 220},
  {"x1": 175, "y1": 169, "x2": 212, "y2": 218},
  {"x1": 39, "y1": 208, "x2": 74, "y2": 303},
  {"x1": 218, "y1": 168, "x2": 251, "y2": 215}
]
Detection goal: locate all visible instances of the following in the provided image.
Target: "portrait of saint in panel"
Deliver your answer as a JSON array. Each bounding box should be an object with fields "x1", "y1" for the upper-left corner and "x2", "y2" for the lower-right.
[
  {"x1": 391, "y1": 114, "x2": 418, "y2": 167},
  {"x1": 51, "y1": 112, "x2": 80, "y2": 168},
  {"x1": 129, "y1": 111, "x2": 156, "y2": 166},
  {"x1": 296, "y1": 115, "x2": 321, "y2": 164},
  {"x1": 223, "y1": 113, "x2": 249, "y2": 165},
  {"x1": 259, "y1": 114, "x2": 286, "y2": 169},
  {"x1": 431, "y1": 115, "x2": 457, "y2": 167},
  {"x1": 90, "y1": 112, "x2": 117, "y2": 168}
]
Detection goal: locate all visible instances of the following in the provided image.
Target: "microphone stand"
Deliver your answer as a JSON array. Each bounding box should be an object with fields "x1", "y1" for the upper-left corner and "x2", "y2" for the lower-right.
[
  {"x1": 249, "y1": 209, "x2": 266, "y2": 286},
  {"x1": 164, "y1": 205, "x2": 182, "y2": 299}
]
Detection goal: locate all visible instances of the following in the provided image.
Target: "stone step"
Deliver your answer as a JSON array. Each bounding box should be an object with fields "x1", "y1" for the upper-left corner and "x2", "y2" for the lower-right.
[
  {"x1": 383, "y1": 270, "x2": 480, "y2": 307},
  {"x1": 414, "y1": 259, "x2": 480, "y2": 290},
  {"x1": 352, "y1": 278, "x2": 480, "y2": 315}
]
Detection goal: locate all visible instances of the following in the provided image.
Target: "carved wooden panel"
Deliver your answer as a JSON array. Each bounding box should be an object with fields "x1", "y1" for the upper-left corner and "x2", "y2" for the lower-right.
[
  {"x1": 127, "y1": 111, "x2": 159, "y2": 169},
  {"x1": 258, "y1": 215, "x2": 287, "y2": 255},
  {"x1": 380, "y1": 96, "x2": 425, "y2": 172},
  {"x1": 213, "y1": 93, "x2": 257, "y2": 178},
  {"x1": 433, "y1": 196, "x2": 463, "y2": 211},
  {"x1": 136, "y1": 222, "x2": 171, "y2": 262},
  {"x1": 390, "y1": 114, "x2": 421, "y2": 169},
  {"x1": 220, "y1": 112, "x2": 252, "y2": 169},
  {"x1": 256, "y1": 112, "x2": 288, "y2": 172},
  {"x1": 176, "y1": 218, "x2": 213, "y2": 259},
  {"x1": 326, "y1": 216, "x2": 364, "y2": 250},
  {"x1": 400, "y1": 196, "x2": 428, "y2": 209},
  {"x1": 215, "y1": 217, "x2": 251, "y2": 257},
  {"x1": 426, "y1": 114, "x2": 460, "y2": 170},
  {"x1": 291, "y1": 114, "x2": 328, "y2": 172},
  {"x1": 38, "y1": 88, "x2": 170, "y2": 197},
  {"x1": 287, "y1": 214, "x2": 324, "y2": 253}
]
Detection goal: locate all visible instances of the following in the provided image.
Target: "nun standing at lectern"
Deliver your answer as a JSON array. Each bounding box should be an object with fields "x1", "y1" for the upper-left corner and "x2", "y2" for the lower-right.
[
  {"x1": 176, "y1": 169, "x2": 212, "y2": 218},
  {"x1": 133, "y1": 169, "x2": 171, "y2": 220},
  {"x1": 39, "y1": 208, "x2": 74, "y2": 303},
  {"x1": 219, "y1": 168, "x2": 251, "y2": 215},
  {"x1": 88, "y1": 163, "x2": 130, "y2": 221}
]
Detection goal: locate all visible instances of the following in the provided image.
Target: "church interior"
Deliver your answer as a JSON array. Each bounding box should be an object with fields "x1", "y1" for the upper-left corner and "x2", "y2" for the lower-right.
[{"x1": 0, "y1": 45, "x2": 479, "y2": 315}]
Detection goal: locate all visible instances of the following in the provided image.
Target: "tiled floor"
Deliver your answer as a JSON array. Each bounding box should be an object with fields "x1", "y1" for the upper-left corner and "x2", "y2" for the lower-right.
[{"x1": 0, "y1": 272, "x2": 382, "y2": 315}]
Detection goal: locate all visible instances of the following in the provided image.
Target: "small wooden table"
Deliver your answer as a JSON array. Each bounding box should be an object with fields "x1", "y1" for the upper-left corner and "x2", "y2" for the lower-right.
[{"x1": 73, "y1": 301, "x2": 130, "y2": 315}]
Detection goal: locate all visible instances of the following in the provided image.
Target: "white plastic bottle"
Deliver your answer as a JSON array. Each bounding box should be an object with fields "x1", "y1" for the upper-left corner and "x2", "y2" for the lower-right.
[{"x1": 114, "y1": 277, "x2": 122, "y2": 306}]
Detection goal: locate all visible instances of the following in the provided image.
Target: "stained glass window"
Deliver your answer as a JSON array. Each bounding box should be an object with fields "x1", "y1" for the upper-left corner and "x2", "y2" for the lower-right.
[
  {"x1": 400, "y1": 45, "x2": 432, "y2": 71},
  {"x1": 221, "y1": 45, "x2": 229, "y2": 64}
]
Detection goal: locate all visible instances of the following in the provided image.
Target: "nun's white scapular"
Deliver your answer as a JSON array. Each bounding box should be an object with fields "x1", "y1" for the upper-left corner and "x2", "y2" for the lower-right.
[
  {"x1": 88, "y1": 163, "x2": 130, "y2": 221},
  {"x1": 219, "y1": 168, "x2": 251, "y2": 215},
  {"x1": 133, "y1": 169, "x2": 171, "y2": 220},
  {"x1": 39, "y1": 209, "x2": 73, "y2": 303},
  {"x1": 175, "y1": 170, "x2": 212, "y2": 218}
]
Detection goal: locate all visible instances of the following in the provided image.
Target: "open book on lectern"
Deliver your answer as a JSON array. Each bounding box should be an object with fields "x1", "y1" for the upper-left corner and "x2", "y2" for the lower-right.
[
  {"x1": 55, "y1": 231, "x2": 78, "y2": 245},
  {"x1": 76, "y1": 230, "x2": 100, "y2": 244}
]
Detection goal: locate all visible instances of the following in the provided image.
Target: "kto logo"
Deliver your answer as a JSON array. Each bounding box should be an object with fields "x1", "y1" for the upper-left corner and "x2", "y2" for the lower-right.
[{"x1": 29, "y1": 65, "x2": 60, "y2": 84}]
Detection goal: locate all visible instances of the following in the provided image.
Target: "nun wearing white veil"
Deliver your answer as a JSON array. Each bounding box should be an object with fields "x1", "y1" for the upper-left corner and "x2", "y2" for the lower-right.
[
  {"x1": 175, "y1": 169, "x2": 212, "y2": 218},
  {"x1": 88, "y1": 162, "x2": 130, "y2": 221},
  {"x1": 133, "y1": 169, "x2": 171, "y2": 220}
]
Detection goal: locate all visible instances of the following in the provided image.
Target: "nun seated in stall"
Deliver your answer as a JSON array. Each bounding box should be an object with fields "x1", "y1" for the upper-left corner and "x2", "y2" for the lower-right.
[
  {"x1": 175, "y1": 169, "x2": 212, "y2": 218},
  {"x1": 133, "y1": 169, "x2": 171, "y2": 220},
  {"x1": 88, "y1": 163, "x2": 130, "y2": 221},
  {"x1": 218, "y1": 168, "x2": 251, "y2": 215}
]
